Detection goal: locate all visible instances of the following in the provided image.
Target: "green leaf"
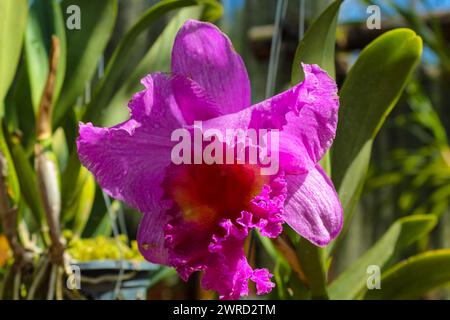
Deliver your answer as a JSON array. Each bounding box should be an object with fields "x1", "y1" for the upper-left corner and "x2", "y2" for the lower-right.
[
  {"x1": 71, "y1": 171, "x2": 96, "y2": 236},
  {"x1": 0, "y1": 0, "x2": 28, "y2": 115},
  {"x1": 331, "y1": 29, "x2": 422, "y2": 240},
  {"x1": 291, "y1": 0, "x2": 342, "y2": 84},
  {"x1": 289, "y1": 0, "x2": 342, "y2": 300},
  {"x1": 101, "y1": 6, "x2": 205, "y2": 126},
  {"x1": 5, "y1": 64, "x2": 35, "y2": 150},
  {"x1": 8, "y1": 135, "x2": 46, "y2": 226},
  {"x1": 59, "y1": 112, "x2": 83, "y2": 229},
  {"x1": 53, "y1": 0, "x2": 118, "y2": 127},
  {"x1": 0, "y1": 20, "x2": 21, "y2": 213},
  {"x1": 61, "y1": 147, "x2": 82, "y2": 211},
  {"x1": 82, "y1": 0, "x2": 222, "y2": 124},
  {"x1": 24, "y1": 0, "x2": 67, "y2": 112},
  {"x1": 147, "y1": 267, "x2": 177, "y2": 290},
  {"x1": 329, "y1": 215, "x2": 437, "y2": 299},
  {"x1": 61, "y1": 165, "x2": 91, "y2": 224},
  {"x1": 0, "y1": 125, "x2": 20, "y2": 205},
  {"x1": 364, "y1": 249, "x2": 450, "y2": 299},
  {"x1": 296, "y1": 238, "x2": 329, "y2": 299}
]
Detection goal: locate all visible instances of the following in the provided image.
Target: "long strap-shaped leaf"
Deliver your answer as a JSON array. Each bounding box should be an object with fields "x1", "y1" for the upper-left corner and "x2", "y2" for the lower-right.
[
  {"x1": 53, "y1": 0, "x2": 118, "y2": 127},
  {"x1": 364, "y1": 249, "x2": 450, "y2": 299},
  {"x1": 9, "y1": 137, "x2": 46, "y2": 229},
  {"x1": 25, "y1": 0, "x2": 66, "y2": 113},
  {"x1": 0, "y1": 0, "x2": 27, "y2": 206},
  {"x1": 329, "y1": 215, "x2": 437, "y2": 299},
  {"x1": 0, "y1": 0, "x2": 28, "y2": 116},
  {"x1": 291, "y1": 0, "x2": 341, "y2": 84},
  {"x1": 330, "y1": 29, "x2": 423, "y2": 251}
]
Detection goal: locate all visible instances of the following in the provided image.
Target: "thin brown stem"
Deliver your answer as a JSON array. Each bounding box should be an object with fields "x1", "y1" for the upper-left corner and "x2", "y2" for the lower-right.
[
  {"x1": 35, "y1": 35, "x2": 65, "y2": 270},
  {"x1": 36, "y1": 35, "x2": 60, "y2": 141}
]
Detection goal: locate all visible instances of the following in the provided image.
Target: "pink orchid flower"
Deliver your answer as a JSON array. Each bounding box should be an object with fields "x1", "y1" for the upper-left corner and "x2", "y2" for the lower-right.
[{"x1": 77, "y1": 19, "x2": 343, "y2": 299}]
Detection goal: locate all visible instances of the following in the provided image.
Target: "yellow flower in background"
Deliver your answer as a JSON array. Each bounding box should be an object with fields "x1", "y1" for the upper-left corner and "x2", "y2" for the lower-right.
[{"x1": 0, "y1": 235, "x2": 10, "y2": 267}]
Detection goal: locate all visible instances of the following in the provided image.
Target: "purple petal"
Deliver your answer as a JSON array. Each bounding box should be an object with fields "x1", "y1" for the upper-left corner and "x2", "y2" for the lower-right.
[
  {"x1": 251, "y1": 269, "x2": 275, "y2": 295},
  {"x1": 171, "y1": 75, "x2": 222, "y2": 125},
  {"x1": 172, "y1": 19, "x2": 251, "y2": 114},
  {"x1": 278, "y1": 64, "x2": 339, "y2": 173},
  {"x1": 283, "y1": 165, "x2": 343, "y2": 247},
  {"x1": 77, "y1": 73, "x2": 182, "y2": 264},
  {"x1": 202, "y1": 64, "x2": 339, "y2": 174},
  {"x1": 204, "y1": 217, "x2": 276, "y2": 299},
  {"x1": 201, "y1": 219, "x2": 253, "y2": 300},
  {"x1": 129, "y1": 73, "x2": 184, "y2": 125},
  {"x1": 137, "y1": 208, "x2": 171, "y2": 264}
]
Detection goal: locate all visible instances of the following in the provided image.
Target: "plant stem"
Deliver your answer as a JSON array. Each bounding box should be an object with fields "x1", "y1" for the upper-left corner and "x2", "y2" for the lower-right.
[
  {"x1": 13, "y1": 271, "x2": 21, "y2": 300},
  {"x1": 27, "y1": 256, "x2": 49, "y2": 300},
  {"x1": 35, "y1": 36, "x2": 67, "y2": 283},
  {"x1": 46, "y1": 264, "x2": 57, "y2": 300}
]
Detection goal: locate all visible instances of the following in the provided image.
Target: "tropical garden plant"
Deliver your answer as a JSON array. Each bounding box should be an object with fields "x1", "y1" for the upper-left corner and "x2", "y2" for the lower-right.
[{"x1": 0, "y1": 0, "x2": 449, "y2": 300}]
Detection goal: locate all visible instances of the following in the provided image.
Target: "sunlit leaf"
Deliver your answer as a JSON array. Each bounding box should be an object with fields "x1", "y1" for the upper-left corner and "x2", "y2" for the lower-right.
[
  {"x1": 329, "y1": 215, "x2": 437, "y2": 299},
  {"x1": 24, "y1": 0, "x2": 66, "y2": 112},
  {"x1": 71, "y1": 171, "x2": 96, "y2": 236},
  {"x1": 0, "y1": 0, "x2": 28, "y2": 115},
  {"x1": 331, "y1": 29, "x2": 422, "y2": 243},
  {"x1": 364, "y1": 249, "x2": 450, "y2": 299},
  {"x1": 8, "y1": 136, "x2": 46, "y2": 226},
  {"x1": 0, "y1": 126, "x2": 20, "y2": 205},
  {"x1": 291, "y1": 0, "x2": 341, "y2": 84},
  {"x1": 53, "y1": 0, "x2": 118, "y2": 127}
]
